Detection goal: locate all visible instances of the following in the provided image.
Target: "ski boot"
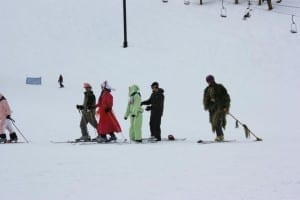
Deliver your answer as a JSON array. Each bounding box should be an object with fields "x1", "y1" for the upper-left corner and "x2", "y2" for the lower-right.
[
  {"x1": 0, "y1": 134, "x2": 7, "y2": 143},
  {"x1": 8, "y1": 132, "x2": 18, "y2": 143},
  {"x1": 108, "y1": 133, "x2": 117, "y2": 142},
  {"x1": 214, "y1": 135, "x2": 224, "y2": 142},
  {"x1": 96, "y1": 135, "x2": 109, "y2": 143},
  {"x1": 75, "y1": 135, "x2": 91, "y2": 142}
]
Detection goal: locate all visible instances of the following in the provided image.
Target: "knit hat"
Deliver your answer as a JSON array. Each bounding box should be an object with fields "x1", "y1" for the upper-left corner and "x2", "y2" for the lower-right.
[
  {"x1": 83, "y1": 83, "x2": 92, "y2": 88},
  {"x1": 206, "y1": 75, "x2": 215, "y2": 83}
]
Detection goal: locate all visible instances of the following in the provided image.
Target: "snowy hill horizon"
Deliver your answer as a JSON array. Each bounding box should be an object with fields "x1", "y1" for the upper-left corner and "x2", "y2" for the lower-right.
[{"x1": 1, "y1": 0, "x2": 300, "y2": 199}]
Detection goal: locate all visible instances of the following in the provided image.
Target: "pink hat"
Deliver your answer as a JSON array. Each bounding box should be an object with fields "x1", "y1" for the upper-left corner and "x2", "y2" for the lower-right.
[{"x1": 83, "y1": 83, "x2": 92, "y2": 88}]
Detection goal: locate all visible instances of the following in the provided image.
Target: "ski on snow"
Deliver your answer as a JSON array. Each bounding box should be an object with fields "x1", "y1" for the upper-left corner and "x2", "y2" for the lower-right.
[
  {"x1": 197, "y1": 139, "x2": 236, "y2": 144},
  {"x1": 50, "y1": 140, "x2": 128, "y2": 145},
  {"x1": 0, "y1": 141, "x2": 26, "y2": 144},
  {"x1": 50, "y1": 138, "x2": 187, "y2": 144}
]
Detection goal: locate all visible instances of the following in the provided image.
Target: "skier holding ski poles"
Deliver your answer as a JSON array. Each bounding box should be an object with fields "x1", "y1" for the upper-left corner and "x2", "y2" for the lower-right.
[
  {"x1": 0, "y1": 93, "x2": 18, "y2": 143},
  {"x1": 75, "y1": 83, "x2": 98, "y2": 142}
]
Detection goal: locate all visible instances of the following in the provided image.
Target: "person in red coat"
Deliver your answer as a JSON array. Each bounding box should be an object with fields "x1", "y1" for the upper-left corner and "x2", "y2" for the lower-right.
[{"x1": 95, "y1": 81, "x2": 121, "y2": 143}]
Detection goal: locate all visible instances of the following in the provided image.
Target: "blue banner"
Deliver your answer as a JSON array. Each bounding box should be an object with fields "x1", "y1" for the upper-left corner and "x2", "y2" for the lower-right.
[{"x1": 26, "y1": 77, "x2": 42, "y2": 85}]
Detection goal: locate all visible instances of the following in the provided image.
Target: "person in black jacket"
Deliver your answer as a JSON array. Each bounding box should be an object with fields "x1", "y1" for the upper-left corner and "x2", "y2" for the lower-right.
[
  {"x1": 141, "y1": 82, "x2": 164, "y2": 141},
  {"x1": 75, "y1": 83, "x2": 98, "y2": 142}
]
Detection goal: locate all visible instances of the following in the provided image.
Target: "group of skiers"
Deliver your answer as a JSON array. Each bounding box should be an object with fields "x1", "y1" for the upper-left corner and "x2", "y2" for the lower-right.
[
  {"x1": 0, "y1": 75, "x2": 230, "y2": 144},
  {"x1": 76, "y1": 81, "x2": 165, "y2": 143},
  {"x1": 75, "y1": 75, "x2": 230, "y2": 143}
]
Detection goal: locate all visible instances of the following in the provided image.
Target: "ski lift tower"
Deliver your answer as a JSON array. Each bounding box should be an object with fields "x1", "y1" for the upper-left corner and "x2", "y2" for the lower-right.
[{"x1": 123, "y1": 0, "x2": 128, "y2": 48}]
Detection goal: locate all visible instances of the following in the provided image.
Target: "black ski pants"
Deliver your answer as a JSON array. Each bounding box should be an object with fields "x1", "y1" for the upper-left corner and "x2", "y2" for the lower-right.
[{"x1": 150, "y1": 113, "x2": 162, "y2": 140}]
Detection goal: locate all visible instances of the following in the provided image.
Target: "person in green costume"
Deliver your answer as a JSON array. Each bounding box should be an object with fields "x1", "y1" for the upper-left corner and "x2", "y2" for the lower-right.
[{"x1": 124, "y1": 85, "x2": 144, "y2": 143}]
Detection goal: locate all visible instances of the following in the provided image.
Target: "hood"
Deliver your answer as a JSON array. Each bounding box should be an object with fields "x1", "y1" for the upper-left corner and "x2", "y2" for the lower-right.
[
  {"x1": 158, "y1": 88, "x2": 164, "y2": 94},
  {"x1": 129, "y1": 85, "x2": 140, "y2": 96}
]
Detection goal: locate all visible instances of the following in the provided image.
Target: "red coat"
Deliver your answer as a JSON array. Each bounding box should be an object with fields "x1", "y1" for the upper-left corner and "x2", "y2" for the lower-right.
[{"x1": 96, "y1": 90, "x2": 121, "y2": 135}]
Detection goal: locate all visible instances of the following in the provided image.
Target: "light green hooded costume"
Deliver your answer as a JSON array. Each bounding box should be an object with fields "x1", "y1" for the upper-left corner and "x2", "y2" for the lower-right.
[{"x1": 124, "y1": 85, "x2": 143, "y2": 141}]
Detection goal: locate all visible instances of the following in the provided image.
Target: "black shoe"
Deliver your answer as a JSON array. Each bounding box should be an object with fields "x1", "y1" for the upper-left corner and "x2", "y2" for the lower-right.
[
  {"x1": 0, "y1": 134, "x2": 7, "y2": 143},
  {"x1": 8, "y1": 132, "x2": 18, "y2": 143},
  {"x1": 96, "y1": 135, "x2": 109, "y2": 143},
  {"x1": 75, "y1": 135, "x2": 91, "y2": 142},
  {"x1": 134, "y1": 139, "x2": 142, "y2": 143},
  {"x1": 108, "y1": 133, "x2": 117, "y2": 142}
]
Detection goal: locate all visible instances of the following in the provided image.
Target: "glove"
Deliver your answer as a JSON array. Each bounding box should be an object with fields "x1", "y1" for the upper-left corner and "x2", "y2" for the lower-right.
[
  {"x1": 141, "y1": 102, "x2": 146, "y2": 106},
  {"x1": 6, "y1": 115, "x2": 15, "y2": 122},
  {"x1": 145, "y1": 106, "x2": 151, "y2": 111},
  {"x1": 76, "y1": 105, "x2": 84, "y2": 110},
  {"x1": 105, "y1": 108, "x2": 111, "y2": 113},
  {"x1": 124, "y1": 117, "x2": 128, "y2": 120},
  {"x1": 131, "y1": 114, "x2": 136, "y2": 118}
]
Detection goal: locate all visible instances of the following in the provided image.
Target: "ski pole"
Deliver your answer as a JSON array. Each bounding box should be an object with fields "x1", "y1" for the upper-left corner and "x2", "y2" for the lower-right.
[
  {"x1": 11, "y1": 120, "x2": 29, "y2": 143},
  {"x1": 228, "y1": 112, "x2": 262, "y2": 141}
]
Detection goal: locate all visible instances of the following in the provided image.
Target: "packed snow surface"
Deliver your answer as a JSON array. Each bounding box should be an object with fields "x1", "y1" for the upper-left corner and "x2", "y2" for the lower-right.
[{"x1": 1, "y1": 0, "x2": 300, "y2": 199}]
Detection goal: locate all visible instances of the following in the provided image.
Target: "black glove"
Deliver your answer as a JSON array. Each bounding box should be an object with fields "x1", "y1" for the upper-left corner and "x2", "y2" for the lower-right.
[
  {"x1": 124, "y1": 117, "x2": 128, "y2": 120},
  {"x1": 140, "y1": 102, "x2": 146, "y2": 106},
  {"x1": 131, "y1": 114, "x2": 136, "y2": 118},
  {"x1": 76, "y1": 105, "x2": 84, "y2": 110},
  {"x1": 145, "y1": 106, "x2": 151, "y2": 111},
  {"x1": 105, "y1": 108, "x2": 111, "y2": 113},
  {"x1": 6, "y1": 115, "x2": 15, "y2": 122}
]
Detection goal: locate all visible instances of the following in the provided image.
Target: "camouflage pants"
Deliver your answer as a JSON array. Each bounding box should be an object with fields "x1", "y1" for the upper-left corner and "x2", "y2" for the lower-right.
[
  {"x1": 80, "y1": 111, "x2": 98, "y2": 136},
  {"x1": 209, "y1": 109, "x2": 227, "y2": 134}
]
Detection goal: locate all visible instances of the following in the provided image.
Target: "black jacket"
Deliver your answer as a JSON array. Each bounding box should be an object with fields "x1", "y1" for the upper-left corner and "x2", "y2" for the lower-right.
[{"x1": 141, "y1": 88, "x2": 164, "y2": 116}]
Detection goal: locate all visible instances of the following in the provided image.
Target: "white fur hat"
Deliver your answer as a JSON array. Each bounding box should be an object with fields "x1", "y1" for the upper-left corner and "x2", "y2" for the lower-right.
[{"x1": 101, "y1": 80, "x2": 115, "y2": 91}]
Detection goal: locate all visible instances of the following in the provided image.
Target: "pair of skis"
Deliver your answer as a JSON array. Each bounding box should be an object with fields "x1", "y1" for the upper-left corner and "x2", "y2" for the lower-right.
[
  {"x1": 51, "y1": 138, "x2": 187, "y2": 144},
  {"x1": 197, "y1": 139, "x2": 236, "y2": 144}
]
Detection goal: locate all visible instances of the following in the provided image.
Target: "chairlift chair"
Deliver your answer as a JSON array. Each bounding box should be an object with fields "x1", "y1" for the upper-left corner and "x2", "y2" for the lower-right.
[
  {"x1": 220, "y1": 6, "x2": 227, "y2": 18},
  {"x1": 291, "y1": 15, "x2": 298, "y2": 34},
  {"x1": 220, "y1": 0, "x2": 227, "y2": 18},
  {"x1": 184, "y1": 0, "x2": 190, "y2": 5}
]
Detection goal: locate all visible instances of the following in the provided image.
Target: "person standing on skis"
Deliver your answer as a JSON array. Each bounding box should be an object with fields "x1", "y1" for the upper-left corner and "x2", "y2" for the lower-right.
[
  {"x1": 124, "y1": 85, "x2": 143, "y2": 143},
  {"x1": 0, "y1": 93, "x2": 18, "y2": 143},
  {"x1": 203, "y1": 75, "x2": 230, "y2": 141},
  {"x1": 76, "y1": 83, "x2": 98, "y2": 142},
  {"x1": 141, "y1": 82, "x2": 164, "y2": 141},
  {"x1": 95, "y1": 81, "x2": 121, "y2": 143}
]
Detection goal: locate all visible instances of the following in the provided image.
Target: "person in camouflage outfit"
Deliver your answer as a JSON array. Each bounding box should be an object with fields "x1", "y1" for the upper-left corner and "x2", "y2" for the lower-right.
[
  {"x1": 203, "y1": 75, "x2": 230, "y2": 141},
  {"x1": 76, "y1": 83, "x2": 98, "y2": 142}
]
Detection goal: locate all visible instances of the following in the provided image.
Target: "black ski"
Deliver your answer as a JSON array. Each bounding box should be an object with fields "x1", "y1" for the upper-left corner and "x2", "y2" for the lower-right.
[
  {"x1": 0, "y1": 141, "x2": 26, "y2": 144},
  {"x1": 142, "y1": 138, "x2": 187, "y2": 143},
  {"x1": 197, "y1": 139, "x2": 236, "y2": 144},
  {"x1": 50, "y1": 140, "x2": 85, "y2": 144}
]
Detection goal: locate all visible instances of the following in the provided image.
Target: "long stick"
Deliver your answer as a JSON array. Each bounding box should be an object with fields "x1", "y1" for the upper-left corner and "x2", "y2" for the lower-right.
[
  {"x1": 228, "y1": 112, "x2": 262, "y2": 141},
  {"x1": 11, "y1": 121, "x2": 29, "y2": 143}
]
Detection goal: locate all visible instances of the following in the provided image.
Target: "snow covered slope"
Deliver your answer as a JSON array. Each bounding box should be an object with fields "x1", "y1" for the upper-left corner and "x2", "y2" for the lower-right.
[{"x1": 0, "y1": 0, "x2": 300, "y2": 199}]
